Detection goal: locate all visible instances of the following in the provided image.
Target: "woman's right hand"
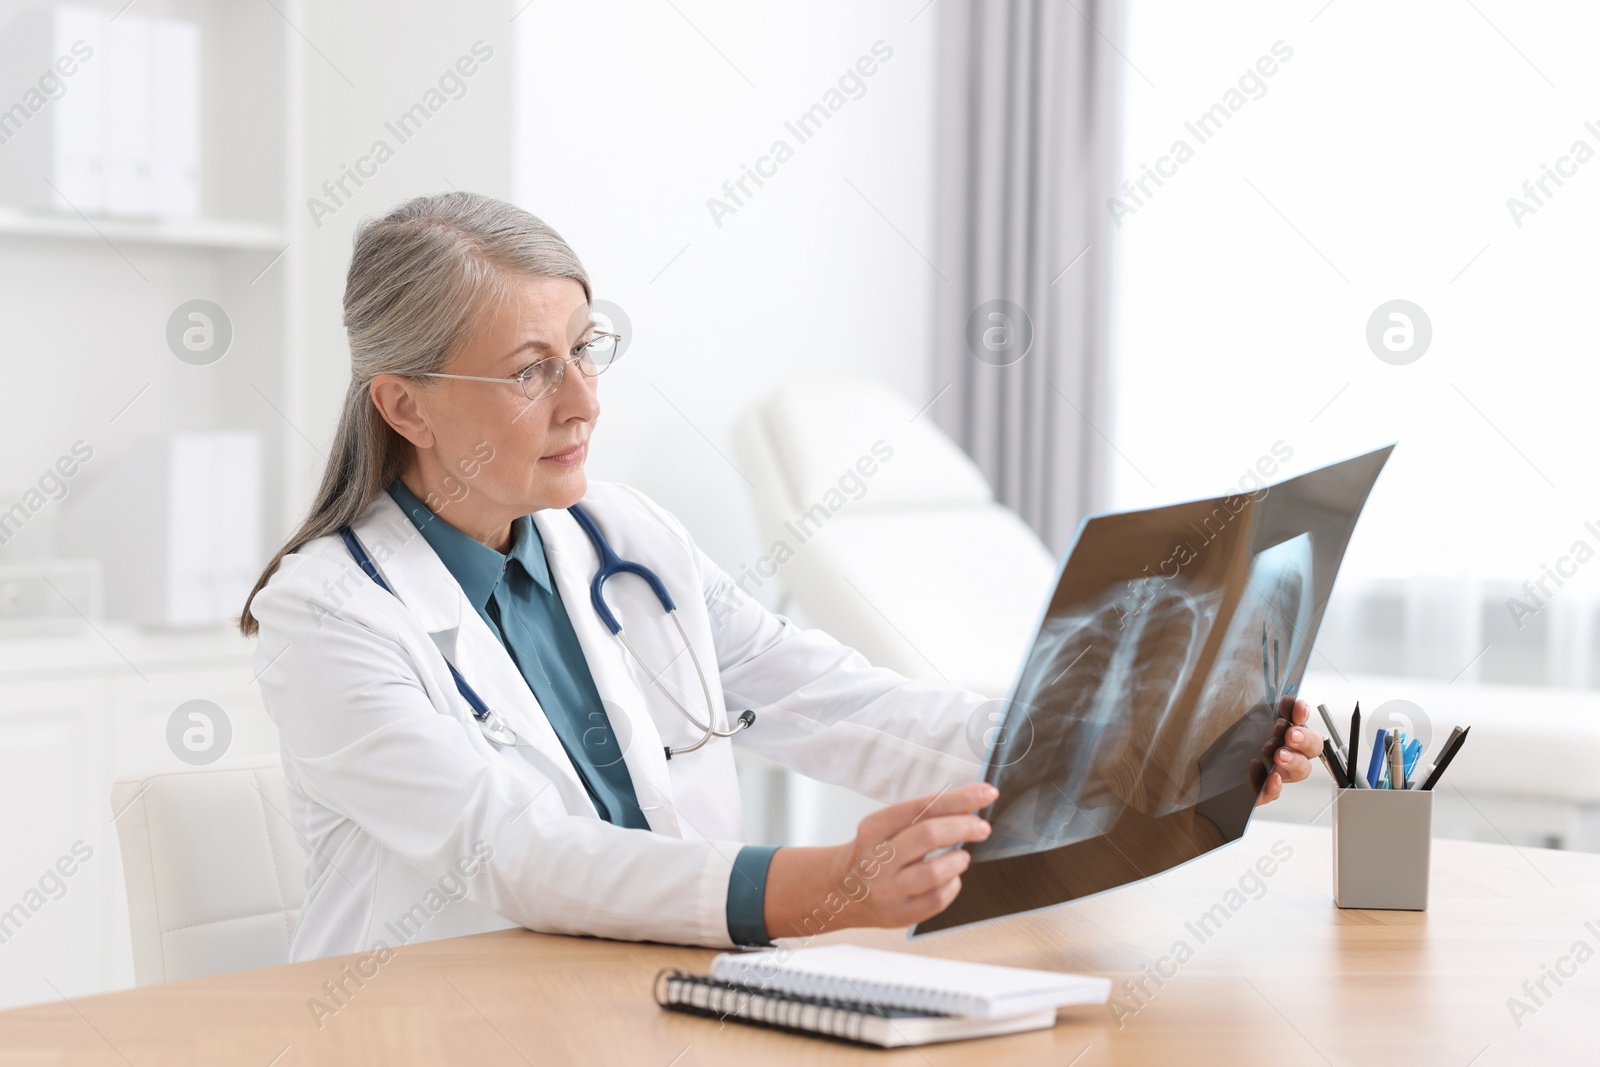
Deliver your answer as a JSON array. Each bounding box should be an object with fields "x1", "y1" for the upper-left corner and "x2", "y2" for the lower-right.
[{"x1": 762, "y1": 781, "x2": 997, "y2": 940}]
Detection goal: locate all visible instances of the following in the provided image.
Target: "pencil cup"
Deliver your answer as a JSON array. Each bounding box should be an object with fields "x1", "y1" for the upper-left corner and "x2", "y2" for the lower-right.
[{"x1": 1332, "y1": 788, "x2": 1432, "y2": 910}]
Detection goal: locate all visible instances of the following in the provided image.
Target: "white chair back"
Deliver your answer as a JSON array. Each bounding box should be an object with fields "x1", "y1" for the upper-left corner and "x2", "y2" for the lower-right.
[
  {"x1": 111, "y1": 758, "x2": 308, "y2": 985},
  {"x1": 732, "y1": 379, "x2": 1058, "y2": 697}
]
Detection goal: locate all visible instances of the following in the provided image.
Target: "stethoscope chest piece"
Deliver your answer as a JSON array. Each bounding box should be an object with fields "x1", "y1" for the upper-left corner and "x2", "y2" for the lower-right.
[{"x1": 478, "y1": 711, "x2": 519, "y2": 747}]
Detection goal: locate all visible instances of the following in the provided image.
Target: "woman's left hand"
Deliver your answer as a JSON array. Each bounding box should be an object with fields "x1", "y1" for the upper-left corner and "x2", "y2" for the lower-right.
[{"x1": 1255, "y1": 697, "x2": 1323, "y2": 805}]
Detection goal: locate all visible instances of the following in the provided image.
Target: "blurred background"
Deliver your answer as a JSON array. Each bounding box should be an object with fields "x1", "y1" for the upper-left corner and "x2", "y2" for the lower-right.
[{"x1": 0, "y1": 0, "x2": 1595, "y2": 1007}]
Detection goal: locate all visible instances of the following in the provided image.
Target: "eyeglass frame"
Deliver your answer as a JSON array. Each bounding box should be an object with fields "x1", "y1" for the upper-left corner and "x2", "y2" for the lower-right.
[{"x1": 416, "y1": 329, "x2": 623, "y2": 402}]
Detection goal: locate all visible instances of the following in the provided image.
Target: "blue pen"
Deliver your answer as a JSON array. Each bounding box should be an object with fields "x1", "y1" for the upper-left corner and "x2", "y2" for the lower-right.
[
  {"x1": 1403, "y1": 738, "x2": 1423, "y2": 783},
  {"x1": 1366, "y1": 728, "x2": 1389, "y2": 788}
]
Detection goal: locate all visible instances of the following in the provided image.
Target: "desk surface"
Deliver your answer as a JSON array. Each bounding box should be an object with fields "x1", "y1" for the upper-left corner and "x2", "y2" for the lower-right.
[{"x1": 2, "y1": 820, "x2": 1596, "y2": 1066}]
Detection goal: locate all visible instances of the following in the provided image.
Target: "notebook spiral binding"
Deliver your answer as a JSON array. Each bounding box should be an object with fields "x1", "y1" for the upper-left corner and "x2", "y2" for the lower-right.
[{"x1": 653, "y1": 967, "x2": 923, "y2": 1046}]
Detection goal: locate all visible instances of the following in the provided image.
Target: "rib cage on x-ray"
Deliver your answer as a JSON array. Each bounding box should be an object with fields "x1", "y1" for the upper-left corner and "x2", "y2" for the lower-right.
[
  {"x1": 974, "y1": 534, "x2": 1315, "y2": 863},
  {"x1": 976, "y1": 582, "x2": 1220, "y2": 859}
]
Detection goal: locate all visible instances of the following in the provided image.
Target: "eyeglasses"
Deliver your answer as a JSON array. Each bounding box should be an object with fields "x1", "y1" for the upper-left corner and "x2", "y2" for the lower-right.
[{"x1": 419, "y1": 330, "x2": 623, "y2": 402}]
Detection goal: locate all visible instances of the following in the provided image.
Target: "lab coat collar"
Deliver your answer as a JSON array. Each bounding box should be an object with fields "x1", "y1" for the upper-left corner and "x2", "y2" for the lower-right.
[
  {"x1": 384, "y1": 478, "x2": 553, "y2": 605},
  {"x1": 346, "y1": 492, "x2": 462, "y2": 637}
]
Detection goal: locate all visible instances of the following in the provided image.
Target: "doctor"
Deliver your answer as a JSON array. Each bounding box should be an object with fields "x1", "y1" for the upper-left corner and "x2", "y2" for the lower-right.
[{"x1": 242, "y1": 191, "x2": 1322, "y2": 961}]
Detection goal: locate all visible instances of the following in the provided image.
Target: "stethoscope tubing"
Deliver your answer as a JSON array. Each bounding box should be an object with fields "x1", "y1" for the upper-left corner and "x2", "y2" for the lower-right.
[
  {"x1": 339, "y1": 527, "x2": 520, "y2": 745},
  {"x1": 337, "y1": 502, "x2": 753, "y2": 758}
]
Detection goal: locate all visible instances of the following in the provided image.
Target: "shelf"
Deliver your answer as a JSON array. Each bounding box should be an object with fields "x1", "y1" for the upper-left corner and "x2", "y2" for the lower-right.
[
  {"x1": 0, "y1": 208, "x2": 285, "y2": 251},
  {"x1": 0, "y1": 621, "x2": 256, "y2": 682}
]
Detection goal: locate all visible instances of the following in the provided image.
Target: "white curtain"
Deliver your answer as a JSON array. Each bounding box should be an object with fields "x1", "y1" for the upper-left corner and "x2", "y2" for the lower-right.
[{"x1": 931, "y1": 0, "x2": 1126, "y2": 554}]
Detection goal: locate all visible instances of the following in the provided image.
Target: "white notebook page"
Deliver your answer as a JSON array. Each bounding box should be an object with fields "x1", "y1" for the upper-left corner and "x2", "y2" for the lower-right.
[{"x1": 710, "y1": 945, "x2": 1111, "y2": 1019}]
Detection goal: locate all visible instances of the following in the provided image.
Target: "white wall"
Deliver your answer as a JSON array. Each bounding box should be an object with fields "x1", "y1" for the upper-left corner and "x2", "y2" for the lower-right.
[{"x1": 511, "y1": 0, "x2": 940, "y2": 581}]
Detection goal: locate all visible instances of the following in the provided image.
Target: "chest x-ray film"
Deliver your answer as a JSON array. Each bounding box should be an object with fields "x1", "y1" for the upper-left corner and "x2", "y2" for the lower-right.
[{"x1": 912, "y1": 445, "x2": 1393, "y2": 936}]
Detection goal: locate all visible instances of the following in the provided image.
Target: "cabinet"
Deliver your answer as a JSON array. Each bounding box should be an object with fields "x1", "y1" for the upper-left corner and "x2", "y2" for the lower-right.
[
  {"x1": 0, "y1": 625, "x2": 275, "y2": 1009},
  {"x1": 0, "y1": 0, "x2": 300, "y2": 1010}
]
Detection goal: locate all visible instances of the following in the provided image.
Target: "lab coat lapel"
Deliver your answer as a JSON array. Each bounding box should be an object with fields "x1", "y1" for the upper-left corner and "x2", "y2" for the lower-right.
[
  {"x1": 348, "y1": 494, "x2": 592, "y2": 815},
  {"x1": 533, "y1": 505, "x2": 684, "y2": 837}
]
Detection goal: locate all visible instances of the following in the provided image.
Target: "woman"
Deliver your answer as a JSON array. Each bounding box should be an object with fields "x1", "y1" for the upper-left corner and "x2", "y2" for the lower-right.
[{"x1": 241, "y1": 191, "x2": 1321, "y2": 961}]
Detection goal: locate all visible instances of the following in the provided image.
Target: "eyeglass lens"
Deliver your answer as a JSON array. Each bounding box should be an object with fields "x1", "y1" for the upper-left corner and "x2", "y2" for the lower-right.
[{"x1": 520, "y1": 333, "x2": 621, "y2": 400}]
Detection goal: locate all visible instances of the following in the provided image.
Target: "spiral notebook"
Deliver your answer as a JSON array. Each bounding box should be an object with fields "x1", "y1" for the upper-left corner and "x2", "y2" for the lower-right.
[{"x1": 655, "y1": 945, "x2": 1110, "y2": 1048}]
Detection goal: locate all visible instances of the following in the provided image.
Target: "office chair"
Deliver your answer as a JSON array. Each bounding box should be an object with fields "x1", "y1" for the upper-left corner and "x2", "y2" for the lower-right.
[{"x1": 111, "y1": 758, "x2": 308, "y2": 985}]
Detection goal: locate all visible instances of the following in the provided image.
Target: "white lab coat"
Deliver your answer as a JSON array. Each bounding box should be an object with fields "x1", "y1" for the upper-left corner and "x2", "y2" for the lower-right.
[{"x1": 249, "y1": 480, "x2": 987, "y2": 961}]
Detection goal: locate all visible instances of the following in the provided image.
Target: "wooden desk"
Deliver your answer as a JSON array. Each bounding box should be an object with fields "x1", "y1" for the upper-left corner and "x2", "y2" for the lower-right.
[{"x1": 2, "y1": 820, "x2": 1596, "y2": 1065}]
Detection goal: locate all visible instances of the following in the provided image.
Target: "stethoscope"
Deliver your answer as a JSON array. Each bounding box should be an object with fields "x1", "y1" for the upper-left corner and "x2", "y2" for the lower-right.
[{"x1": 338, "y1": 502, "x2": 755, "y2": 759}]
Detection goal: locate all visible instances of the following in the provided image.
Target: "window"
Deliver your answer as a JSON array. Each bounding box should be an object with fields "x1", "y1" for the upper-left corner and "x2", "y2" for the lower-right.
[{"x1": 1108, "y1": 1, "x2": 1600, "y2": 692}]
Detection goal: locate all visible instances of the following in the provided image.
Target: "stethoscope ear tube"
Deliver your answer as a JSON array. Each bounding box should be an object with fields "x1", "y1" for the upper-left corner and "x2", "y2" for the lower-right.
[
  {"x1": 664, "y1": 710, "x2": 757, "y2": 760},
  {"x1": 615, "y1": 613, "x2": 755, "y2": 757},
  {"x1": 568, "y1": 501, "x2": 677, "y2": 633},
  {"x1": 569, "y1": 503, "x2": 759, "y2": 759}
]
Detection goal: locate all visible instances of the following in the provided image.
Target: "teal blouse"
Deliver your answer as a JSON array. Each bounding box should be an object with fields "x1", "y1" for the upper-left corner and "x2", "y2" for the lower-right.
[{"x1": 386, "y1": 480, "x2": 776, "y2": 946}]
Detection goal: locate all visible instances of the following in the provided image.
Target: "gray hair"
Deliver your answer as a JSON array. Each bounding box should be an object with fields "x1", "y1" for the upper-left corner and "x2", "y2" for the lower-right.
[{"x1": 240, "y1": 191, "x2": 591, "y2": 635}]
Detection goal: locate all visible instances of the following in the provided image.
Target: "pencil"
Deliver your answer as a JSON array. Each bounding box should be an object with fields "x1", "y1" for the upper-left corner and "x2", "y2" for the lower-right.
[
  {"x1": 1349, "y1": 704, "x2": 1363, "y2": 788},
  {"x1": 1420, "y1": 726, "x2": 1470, "y2": 790},
  {"x1": 1320, "y1": 737, "x2": 1349, "y2": 787}
]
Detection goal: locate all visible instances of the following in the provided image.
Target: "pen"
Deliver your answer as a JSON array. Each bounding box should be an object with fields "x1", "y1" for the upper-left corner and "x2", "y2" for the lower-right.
[
  {"x1": 1420, "y1": 726, "x2": 1470, "y2": 790},
  {"x1": 1318, "y1": 703, "x2": 1347, "y2": 761},
  {"x1": 1435, "y1": 726, "x2": 1464, "y2": 766},
  {"x1": 1388, "y1": 731, "x2": 1407, "y2": 789},
  {"x1": 1349, "y1": 704, "x2": 1363, "y2": 788},
  {"x1": 1402, "y1": 738, "x2": 1423, "y2": 782},
  {"x1": 1366, "y1": 727, "x2": 1388, "y2": 789},
  {"x1": 1320, "y1": 737, "x2": 1349, "y2": 788}
]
